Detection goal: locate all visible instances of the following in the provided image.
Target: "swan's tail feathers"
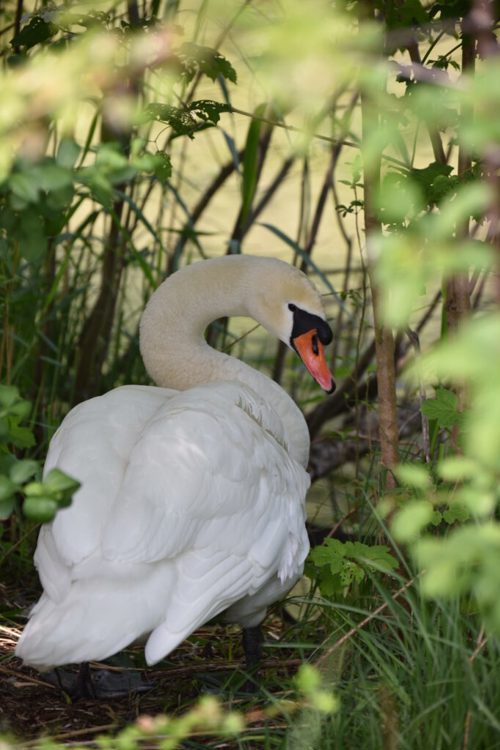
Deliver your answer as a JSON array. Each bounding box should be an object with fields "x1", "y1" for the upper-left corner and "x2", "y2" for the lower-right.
[{"x1": 15, "y1": 570, "x2": 172, "y2": 670}]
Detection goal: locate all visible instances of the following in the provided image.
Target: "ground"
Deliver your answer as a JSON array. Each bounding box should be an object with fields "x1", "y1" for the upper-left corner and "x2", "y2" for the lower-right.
[{"x1": 0, "y1": 580, "x2": 303, "y2": 745}]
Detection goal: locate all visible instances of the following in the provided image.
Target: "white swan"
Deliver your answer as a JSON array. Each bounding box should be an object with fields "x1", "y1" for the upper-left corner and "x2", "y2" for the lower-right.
[{"x1": 16, "y1": 255, "x2": 334, "y2": 673}]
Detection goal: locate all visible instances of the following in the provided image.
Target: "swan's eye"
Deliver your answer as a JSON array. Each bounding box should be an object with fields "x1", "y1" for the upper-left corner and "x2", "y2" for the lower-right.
[
  {"x1": 288, "y1": 303, "x2": 297, "y2": 312},
  {"x1": 311, "y1": 333, "x2": 319, "y2": 356}
]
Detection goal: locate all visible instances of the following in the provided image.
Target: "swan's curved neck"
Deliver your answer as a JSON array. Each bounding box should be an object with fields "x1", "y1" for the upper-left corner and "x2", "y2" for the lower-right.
[{"x1": 139, "y1": 257, "x2": 310, "y2": 465}]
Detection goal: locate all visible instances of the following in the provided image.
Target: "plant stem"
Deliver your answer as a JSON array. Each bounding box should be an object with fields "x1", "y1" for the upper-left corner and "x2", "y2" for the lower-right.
[{"x1": 359, "y1": 6, "x2": 399, "y2": 487}]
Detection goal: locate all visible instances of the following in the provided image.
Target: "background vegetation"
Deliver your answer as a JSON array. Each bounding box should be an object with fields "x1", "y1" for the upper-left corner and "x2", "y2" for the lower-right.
[{"x1": 1, "y1": 0, "x2": 500, "y2": 747}]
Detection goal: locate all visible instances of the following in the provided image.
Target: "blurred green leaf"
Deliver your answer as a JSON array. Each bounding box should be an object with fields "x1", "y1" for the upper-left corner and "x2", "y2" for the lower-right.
[
  {"x1": 23, "y1": 495, "x2": 59, "y2": 523},
  {"x1": 392, "y1": 500, "x2": 434, "y2": 543},
  {"x1": 7, "y1": 420, "x2": 35, "y2": 449},
  {"x1": 10, "y1": 459, "x2": 39, "y2": 485},
  {"x1": 152, "y1": 153, "x2": 172, "y2": 184},
  {"x1": 396, "y1": 463, "x2": 432, "y2": 490},
  {"x1": 0, "y1": 497, "x2": 16, "y2": 520},
  {"x1": 44, "y1": 467, "x2": 80, "y2": 495},
  {"x1": 56, "y1": 138, "x2": 81, "y2": 169},
  {"x1": 375, "y1": 171, "x2": 424, "y2": 223},
  {"x1": 18, "y1": 210, "x2": 48, "y2": 262},
  {"x1": 0, "y1": 476, "x2": 16, "y2": 503},
  {"x1": 11, "y1": 16, "x2": 57, "y2": 50},
  {"x1": 9, "y1": 173, "x2": 40, "y2": 204},
  {"x1": 0, "y1": 385, "x2": 20, "y2": 409}
]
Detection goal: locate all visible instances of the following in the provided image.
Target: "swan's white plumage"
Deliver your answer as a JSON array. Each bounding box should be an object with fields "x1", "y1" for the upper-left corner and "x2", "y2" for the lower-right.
[{"x1": 16, "y1": 255, "x2": 331, "y2": 671}]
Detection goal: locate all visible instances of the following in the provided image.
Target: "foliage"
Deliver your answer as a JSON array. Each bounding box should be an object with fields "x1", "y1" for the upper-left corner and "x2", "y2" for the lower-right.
[
  {"x1": 0, "y1": 385, "x2": 79, "y2": 522},
  {"x1": 308, "y1": 538, "x2": 398, "y2": 597}
]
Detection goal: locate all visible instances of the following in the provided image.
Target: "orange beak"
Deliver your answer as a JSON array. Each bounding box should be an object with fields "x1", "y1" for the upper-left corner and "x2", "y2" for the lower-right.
[{"x1": 292, "y1": 330, "x2": 335, "y2": 393}]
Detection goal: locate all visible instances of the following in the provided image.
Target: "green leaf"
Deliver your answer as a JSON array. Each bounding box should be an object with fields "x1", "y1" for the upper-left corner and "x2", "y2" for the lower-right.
[
  {"x1": 309, "y1": 538, "x2": 397, "y2": 598},
  {"x1": 0, "y1": 385, "x2": 20, "y2": 409},
  {"x1": 375, "y1": 171, "x2": 424, "y2": 223},
  {"x1": 23, "y1": 496, "x2": 59, "y2": 523},
  {"x1": 77, "y1": 167, "x2": 113, "y2": 207},
  {"x1": 437, "y1": 456, "x2": 477, "y2": 482},
  {"x1": 35, "y1": 163, "x2": 73, "y2": 192},
  {"x1": 410, "y1": 161, "x2": 453, "y2": 206},
  {"x1": 0, "y1": 476, "x2": 16, "y2": 502},
  {"x1": 145, "y1": 103, "x2": 198, "y2": 138},
  {"x1": 7, "y1": 419, "x2": 35, "y2": 449},
  {"x1": 9, "y1": 173, "x2": 40, "y2": 204},
  {"x1": 442, "y1": 504, "x2": 470, "y2": 524},
  {"x1": 396, "y1": 463, "x2": 432, "y2": 490},
  {"x1": 179, "y1": 43, "x2": 237, "y2": 84},
  {"x1": 152, "y1": 153, "x2": 172, "y2": 184},
  {"x1": 18, "y1": 210, "x2": 48, "y2": 263},
  {"x1": 240, "y1": 104, "x2": 267, "y2": 225},
  {"x1": 190, "y1": 100, "x2": 230, "y2": 126},
  {"x1": 421, "y1": 387, "x2": 460, "y2": 429},
  {"x1": 57, "y1": 138, "x2": 81, "y2": 169},
  {"x1": 43, "y1": 467, "x2": 80, "y2": 495},
  {"x1": 0, "y1": 497, "x2": 15, "y2": 520},
  {"x1": 392, "y1": 500, "x2": 434, "y2": 543},
  {"x1": 9, "y1": 399, "x2": 31, "y2": 420},
  {"x1": 10, "y1": 459, "x2": 39, "y2": 485},
  {"x1": 11, "y1": 16, "x2": 57, "y2": 50}
]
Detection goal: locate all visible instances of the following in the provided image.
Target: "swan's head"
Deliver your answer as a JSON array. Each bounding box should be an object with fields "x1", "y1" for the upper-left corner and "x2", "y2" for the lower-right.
[{"x1": 246, "y1": 259, "x2": 335, "y2": 394}]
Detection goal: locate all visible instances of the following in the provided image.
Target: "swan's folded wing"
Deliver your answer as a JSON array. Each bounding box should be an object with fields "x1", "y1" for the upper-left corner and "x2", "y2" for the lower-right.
[
  {"x1": 101, "y1": 383, "x2": 310, "y2": 617},
  {"x1": 102, "y1": 383, "x2": 309, "y2": 560}
]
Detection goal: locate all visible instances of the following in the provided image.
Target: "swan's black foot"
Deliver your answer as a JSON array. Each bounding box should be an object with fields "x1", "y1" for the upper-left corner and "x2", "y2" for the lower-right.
[
  {"x1": 47, "y1": 663, "x2": 154, "y2": 699},
  {"x1": 241, "y1": 625, "x2": 263, "y2": 693}
]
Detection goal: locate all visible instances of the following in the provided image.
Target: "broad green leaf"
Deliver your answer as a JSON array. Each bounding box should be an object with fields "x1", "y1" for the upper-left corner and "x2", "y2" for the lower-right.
[
  {"x1": 9, "y1": 172, "x2": 40, "y2": 204},
  {"x1": 0, "y1": 385, "x2": 20, "y2": 409},
  {"x1": 145, "y1": 104, "x2": 198, "y2": 138},
  {"x1": 392, "y1": 500, "x2": 434, "y2": 543},
  {"x1": 375, "y1": 171, "x2": 424, "y2": 223},
  {"x1": 421, "y1": 387, "x2": 459, "y2": 430},
  {"x1": 57, "y1": 138, "x2": 80, "y2": 169},
  {"x1": 6, "y1": 420, "x2": 35, "y2": 449},
  {"x1": 44, "y1": 467, "x2": 80, "y2": 495},
  {"x1": 0, "y1": 497, "x2": 15, "y2": 520},
  {"x1": 10, "y1": 459, "x2": 39, "y2": 485},
  {"x1": 11, "y1": 16, "x2": 57, "y2": 50},
  {"x1": 437, "y1": 456, "x2": 477, "y2": 482},
  {"x1": 35, "y1": 163, "x2": 73, "y2": 192},
  {"x1": 179, "y1": 43, "x2": 237, "y2": 84},
  {"x1": 23, "y1": 496, "x2": 58, "y2": 523},
  {"x1": 18, "y1": 210, "x2": 48, "y2": 263},
  {"x1": 190, "y1": 100, "x2": 230, "y2": 125},
  {"x1": 442, "y1": 504, "x2": 470, "y2": 524},
  {"x1": 9, "y1": 399, "x2": 31, "y2": 420},
  {"x1": 396, "y1": 463, "x2": 432, "y2": 490},
  {"x1": 0, "y1": 476, "x2": 16, "y2": 502}
]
